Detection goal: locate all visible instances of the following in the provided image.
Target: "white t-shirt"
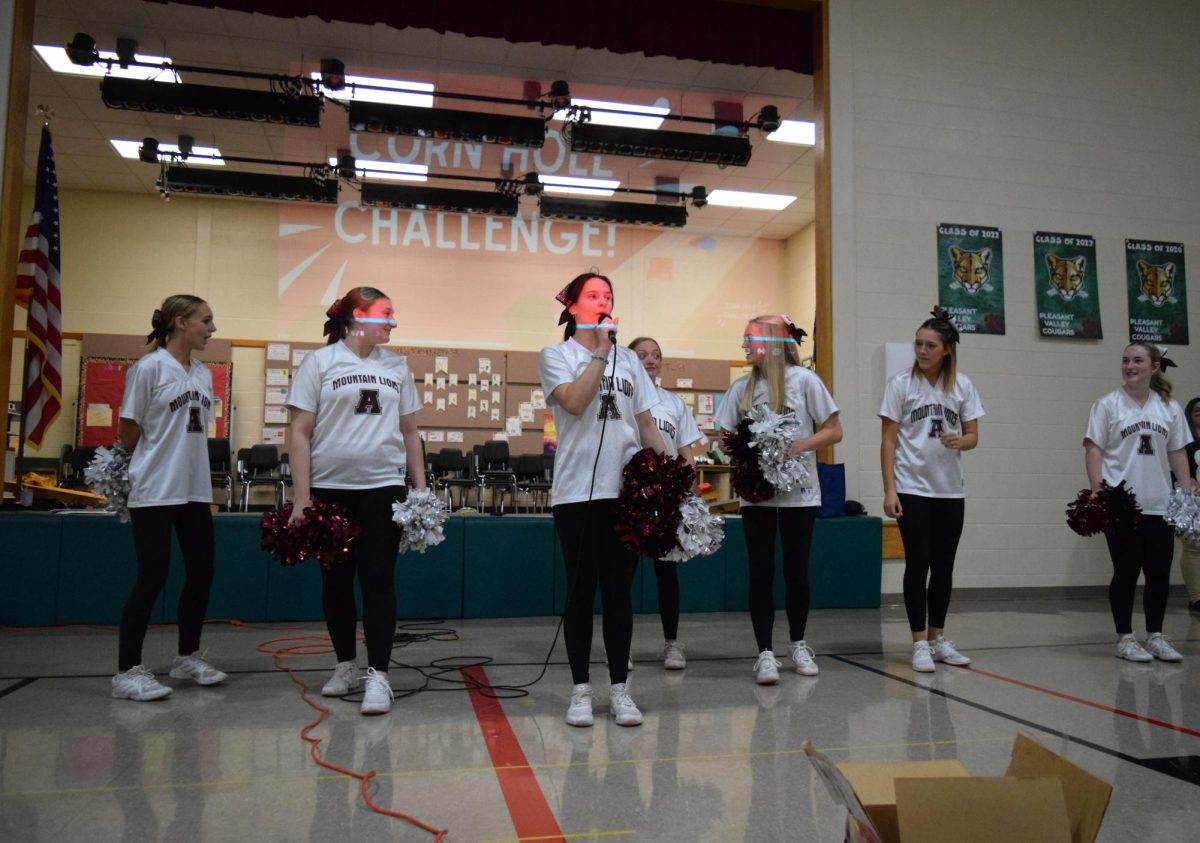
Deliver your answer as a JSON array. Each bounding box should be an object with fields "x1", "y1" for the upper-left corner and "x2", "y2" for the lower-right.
[
  {"x1": 121, "y1": 347, "x2": 214, "y2": 507},
  {"x1": 539, "y1": 339, "x2": 658, "y2": 505},
  {"x1": 650, "y1": 386, "x2": 703, "y2": 458},
  {"x1": 878, "y1": 370, "x2": 985, "y2": 498},
  {"x1": 714, "y1": 365, "x2": 839, "y2": 508},
  {"x1": 1084, "y1": 388, "x2": 1188, "y2": 516},
  {"x1": 286, "y1": 341, "x2": 422, "y2": 490}
]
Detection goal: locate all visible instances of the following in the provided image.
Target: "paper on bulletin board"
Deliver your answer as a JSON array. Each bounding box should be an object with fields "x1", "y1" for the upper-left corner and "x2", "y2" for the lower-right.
[
  {"x1": 695, "y1": 414, "x2": 714, "y2": 430},
  {"x1": 448, "y1": 431, "x2": 464, "y2": 443},
  {"x1": 531, "y1": 388, "x2": 546, "y2": 409},
  {"x1": 207, "y1": 421, "x2": 217, "y2": 438},
  {"x1": 468, "y1": 372, "x2": 477, "y2": 386},
  {"x1": 506, "y1": 417, "x2": 523, "y2": 436},
  {"x1": 213, "y1": 397, "x2": 223, "y2": 418},
  {"x1": 448, "y1": 393, "x2": 458, "y2": 406},
  {"x1": 491, "y1": 390, "x2": 500, "y2": 403},
  {"x1": 468, "y1": 388, "x2": 478, "y2": 402},
  {"x1": 424, "y1": 372, "x2": 433, "y2": 386},
  {"x1": 479, "y1": 358, "x2": 492, "y2": 375},
  {"x1": 264, "y1": 405, "x2": 289, "y2": 425},
  {"x1": 467, "y1": 405, "x2": 477, "y2": 419},
  {"x1": 266, "y1": 342, "x2": 290, "y2": 362},
  {"x1": 676, "y1": 377, "x2": 694, "y2": 388},
  {"x1": 492, "y1": 374, "x2": 502, "y2": 386},
  {"x1": 423, "y1": 390, "x2": 434, "y2": 405},
  {"x1": 435, "y1": 355, "x2": 449, "y2": 374},
  {"x1": 491, "y1": 408, "x2": 501, "y2": 422},
  {"x1": 519, "y1": 402, "x2": 535, "y2": 423},
  {"x1": 262, "y1": 427, "x2": 286, "y2": 445},
  {"x1": 492, "y1": 432, "x2": 508, "y2": 441},
  {"x1": 436, "y1": 398, "x2": 445, "y2": 411},
  {"x1": 85, "y1": 403, "x2": 112, "y2": 427},
  {"x1": 449, "y1": 373, "x2": 458, "y2": 386},
  {"x1": 698, "y1": 394, "x2": 715, "y2": 414},
  {"x1": 681, "y1": 392, "x2": 696, "y2": 407},
  {"x1": 427, "y1": 430, "x2": 446, "y2": 443},
  {"x1": 480, "y1": 400, "x2": 490, "y2": 412},
  {"x1": 291, "y1": 348, "x2": 311, "y2": 367},
  {"x1": 266, "y1": 368, "x2": 290, "y2": 386},
  {"x1": 265, "y1": 387, "x2": 288, "y2": 405},
  {"x1": 436, "y1": 377, "x2": 446, "y2": 390}
]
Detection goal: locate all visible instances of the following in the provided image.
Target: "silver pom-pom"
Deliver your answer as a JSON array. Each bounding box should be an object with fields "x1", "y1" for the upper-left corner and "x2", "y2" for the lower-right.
[
  {"x1": 662, "y1": 495, "x2": 725, "y2": 562},
  {"x1": 84, "y1": 443, "x2": 132, "y2": 522},
  {"x1": 746, "y1": 405, "x2": 810, "y2": 492},
  {"x1": 1166, "y1": 487, "x2": 1200, "y2": 542},
  {"x1": 391, "y1": 488, "x2": 449, "y2": 554}
]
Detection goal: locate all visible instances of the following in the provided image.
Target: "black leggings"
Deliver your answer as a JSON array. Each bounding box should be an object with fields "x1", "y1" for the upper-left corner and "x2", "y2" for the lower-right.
[
  {"x1": 119, "y1": 503, "x2": 214, "y2": 672},
  {"x1": 896, "y1": 494, "x2": 965, "y2": 632},
  {"x1": 1104, "y1": 514, "x2": 1174, "y2": 635},
  {"x1": 312, "y1": 486, "x2": 405, "y2": 671},
  {"x1": 741, "y1": 505, "x2": 817, "y2": 652},
  {"x1": 653, "y1": 560, "x2": 680, "y2": 640},
  {"x1": 554, "y1": 499, "x2": 638, "y2": 685}
]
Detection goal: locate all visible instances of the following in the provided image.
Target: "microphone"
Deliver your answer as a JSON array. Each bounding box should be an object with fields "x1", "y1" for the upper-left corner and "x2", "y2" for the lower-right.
[{"x1": 598, "y1": 313, "x2": 617, "y2": 345}]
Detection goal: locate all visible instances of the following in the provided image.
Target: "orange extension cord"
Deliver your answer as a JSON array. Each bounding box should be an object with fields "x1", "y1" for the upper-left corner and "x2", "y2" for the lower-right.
[{"x1": 2, "y1": 618, "x2": 448, "y2": 840}]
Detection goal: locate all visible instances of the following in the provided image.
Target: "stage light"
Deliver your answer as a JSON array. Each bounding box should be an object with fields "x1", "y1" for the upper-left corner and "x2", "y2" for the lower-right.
[
  {"x1": 65, "y1": 32, "x2": 98, "y2": 66},
  {"x1": 360, "y1": 183, "x2": 519, "y2": 216},
  {"x1": 101, "y1": 77, "x2": 322, "y2": 126},
  {"x1": 320, "y1": 58, "x2": 346, "y2": 91},
  {"x1": 538, "y1": 195, "x2": 687, "y2": 227},
  {"x1": 568, "y1": 122, "x2": 751, "y2": 166},
  {"x1": 548, "y1": 80, "x2": 571, "y2": 110},
  {"x1": 691, "y1": 186, "x2": 708, "y2": 208},
  {"x1": 161, "y1": 166, "x2": 339, "y2": 203},
  {"x1": 36, "y1": 44, "x2": 177, "y2": 81},
  {"x1": 138, "y1": 137, "x2": 159, "y2": 163},
  {"x1": 177, "y1": 134, "x2": 194, "y2": 159},
  {"x1": 757, "y1": 105, "x2": 782, "y2": 134},
  {"x1": 348, "y1": 101, "x2": 545, "y2": 148},
  {"x1": 115, "y1": 37, "x2": 137, "y2": 69}
]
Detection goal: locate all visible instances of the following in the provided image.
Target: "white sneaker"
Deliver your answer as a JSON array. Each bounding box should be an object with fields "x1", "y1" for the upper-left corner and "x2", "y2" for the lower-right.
[
  {"x1": 360, "y1": 667, "x2": 393, "y2": 715},
  {"x1": 169, "y1": 652, "x2": 227, "y2": 686},
  {"x1": 1144, "y1": 633, "x2": 1183, "y2": 662},
  {"x1": 609, "y1": 683, "x2": 642, "y2": 726},
  {"x1": 911, "y1": 641, "x2": 935, "y2": 673},
  {"x1": 1115, "y1": 633, "x2": 1153, "y2": 663},
  {"x1": 754, "y1": 650, "x2": 781, "y2": 685},
  {"x1": 321, "y1": 660, "x2": 361, "y2": 697},
  {"x1": 566, "y1": 683, "x2": 594, "y2": 727},
  {"x1": 662, "y1": 640, "x2": 686, "y2": 670},
  {"x1": 112, "y1": 665, "x2": 172, "y2": 701},
  {"x1": 788, "y1": 640, "x2": 819, "y2": 676},
  {"x1": 929, "y1": 636, "x2": 971, "y2": 666}
]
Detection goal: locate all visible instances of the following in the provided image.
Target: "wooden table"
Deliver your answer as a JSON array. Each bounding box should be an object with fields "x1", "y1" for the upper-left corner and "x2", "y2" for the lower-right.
[{"x1": 3, "y1": 480, "x2": 107, "y2": 507}]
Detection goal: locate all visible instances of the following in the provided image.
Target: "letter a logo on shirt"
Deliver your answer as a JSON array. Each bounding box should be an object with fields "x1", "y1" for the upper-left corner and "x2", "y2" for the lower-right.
[
  {"x1": 597, "y1": 394, "x2": 622, "y2": 421},
  {"x1": 1137, "y1": 434, "x2": 1154, "y2": 455},
  {"x1": 928, "y1": 418, "x2": 945, "y2": 438},
  {"x1": 187, "y1": 407, "x2": 204, "y2": 433},
  {"x1": 355, "y1": 389, "x2": 383, "y2": 415}
]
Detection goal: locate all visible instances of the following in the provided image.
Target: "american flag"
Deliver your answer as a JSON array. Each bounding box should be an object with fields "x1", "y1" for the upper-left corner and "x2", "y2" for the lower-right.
[{"x1": 15, "y1": 126, "x2": 63, "y2": 449}]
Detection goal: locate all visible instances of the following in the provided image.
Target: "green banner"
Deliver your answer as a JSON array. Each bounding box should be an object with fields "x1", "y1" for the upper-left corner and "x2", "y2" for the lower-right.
[
  {"x1": 1126, "y1": 239, "x2": 1188, "y2": 345},
  {"x1": 1034, "y1": 231, "x2": 1102, "y2": 340},
  {"x1": 936, "y1": 223, "x2": 1005, "y2": 335}
]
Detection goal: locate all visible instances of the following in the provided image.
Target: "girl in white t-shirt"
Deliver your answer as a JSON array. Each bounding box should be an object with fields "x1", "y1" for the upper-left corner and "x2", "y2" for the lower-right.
[
  {"x1": 538, "y1": 273, "x2": 666, "y2": 728},
  {"x1": 1084, "y1": 343, "x2": 1195, "y2": 663},
  {"x1": 713, "y1": 315, "x2": 842, "y2": 685},
  {"x1": 287, "y1": 287, "x2": 426, "y2": 715},
  {"x1": 112, "y1": 295, "x2": 227, "y2": 702},
  {"x1": 629, "y1": 337, "x2": 705, "y2": 671},
  {"x1": 879, "y1": 310, "x2": 983, "y2": 673}
]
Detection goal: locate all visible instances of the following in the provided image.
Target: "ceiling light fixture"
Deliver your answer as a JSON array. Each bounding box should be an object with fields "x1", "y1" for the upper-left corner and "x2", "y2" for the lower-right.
[
  {"x1": 538, "y1": 175, "x2": 621, "y2": 197},
  {"x1": 35, "y1": 43, "x2": 178, "y2": 81},
  {"x1": 309, "y1": 72, "x2": 434, "y2": 107},
  {"x1": 111, "y1": 138, "x2": 225, "y2": 164},
  {"x1": 766, "y1": 120, "x2": 817, "y2": 145},
  {"x1": 327, "y1": 156, "x2": 428, "y2": 182},
  {"x1": 705, "y1": 189, "x2": 796, "y2": 210},
  {"x1": 553, "y1": 97, "x2": 669, "y2": 130}
]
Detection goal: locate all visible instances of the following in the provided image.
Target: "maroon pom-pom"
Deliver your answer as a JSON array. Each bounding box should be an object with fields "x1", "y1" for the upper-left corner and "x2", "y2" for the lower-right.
[
  {"x1": 1065, "y1": 481, "x2": 1142, "y2": 536},
  {"x1": 260, "y1": 499, "x2": 361, "y2": 569},
  {"x1": 721, "y1": 419, "x2": 774, "y2": 503},
  {"x1": 615, "y1": 448, "x2": 696, "y2": 559}
]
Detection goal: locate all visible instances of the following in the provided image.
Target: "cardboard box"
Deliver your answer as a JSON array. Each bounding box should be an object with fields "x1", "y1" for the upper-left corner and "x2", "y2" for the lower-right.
[{"x1": 804, "y1": 734, "x2": 1112, "y2": 843}]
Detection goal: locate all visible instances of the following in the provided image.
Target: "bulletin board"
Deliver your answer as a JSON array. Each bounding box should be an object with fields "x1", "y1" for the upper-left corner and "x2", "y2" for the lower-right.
[{"x1": 77, "y1": 357, "x2": 232, "y2": 447}]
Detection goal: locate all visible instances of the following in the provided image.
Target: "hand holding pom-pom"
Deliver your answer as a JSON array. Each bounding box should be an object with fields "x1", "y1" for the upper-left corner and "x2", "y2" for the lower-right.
[
  {"x1": 85, "y1": 443, "x2": 132, "y2": 522},
  {"x1": 1065, "y1": 481, "x2": 1142, "y2": 536},
  {"x1": 615, "y1": 448, "x2": 696, "y2": 559},
  {"x1": 746, "y1": 406, "x2": 810, "y2": 492},
  {"x1": 261, "y1": 499, "x2": 360, "y2": 569},
  {"x1": 661, "y1": 495, "x2": 725, "y2": 562},
  {"x1": 722, "y1": 420, "x2": 774, "y2": 503},
  {"x1": 392, "y1": 488, "x2": 448, "y2": 553}
]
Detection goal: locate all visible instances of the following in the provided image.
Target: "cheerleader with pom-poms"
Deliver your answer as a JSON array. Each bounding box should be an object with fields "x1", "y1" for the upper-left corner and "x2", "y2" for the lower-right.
[
  {"x1": 111, "y1": 295, "x2": 227, "y2": 702},
  {"x1": 539, "y1": 272, "x2": 667, "y2": 728},
  {"x1": 1084, "y1": 343, "x2": 1195, "y2": 663},
  {"x1": 286, "y1": 287, "x2": 426, "y2": 715},
  {"x1": 879, "y1": 308, "x2": 983, "y2": 674},
  {"x1": 713, "y1": 315, "x2": 842, "y2": 685},
  {"x1": 628, "y1": 336, "x2": 706, "y2": 671}
]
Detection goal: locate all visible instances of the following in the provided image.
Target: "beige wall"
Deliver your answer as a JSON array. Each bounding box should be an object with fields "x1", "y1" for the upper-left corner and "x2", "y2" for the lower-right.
[{"x1": 12, "y1": 187, "x2": 813, "y2": 457}]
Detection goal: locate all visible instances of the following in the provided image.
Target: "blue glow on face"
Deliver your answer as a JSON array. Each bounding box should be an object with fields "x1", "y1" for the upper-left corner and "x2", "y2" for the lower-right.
[{"x1": 356, "y1": 317, "x2": 397, "y2": 327}]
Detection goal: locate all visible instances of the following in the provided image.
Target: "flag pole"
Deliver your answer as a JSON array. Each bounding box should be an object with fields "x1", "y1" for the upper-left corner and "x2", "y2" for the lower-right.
[{"x1": 13, "y1": 105, "x2": 54, "y2": 503}]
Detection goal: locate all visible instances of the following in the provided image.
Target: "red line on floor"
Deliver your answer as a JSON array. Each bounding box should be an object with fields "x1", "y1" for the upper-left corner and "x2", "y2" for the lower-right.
[
  {"x1": 960, "y1": 664, "x2": 1200, "y2": 738},
  {"x1": 463, "y1": 665, "x2": 565, "y2": 843}
]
